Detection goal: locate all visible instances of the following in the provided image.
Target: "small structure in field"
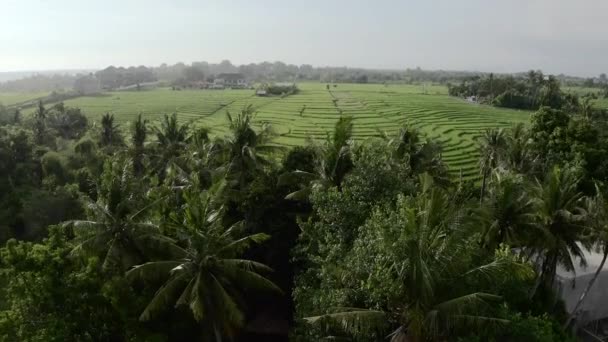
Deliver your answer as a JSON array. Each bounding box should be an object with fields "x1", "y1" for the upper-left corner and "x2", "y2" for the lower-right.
[{"x1": 256, "y1": 82, "x2": 298, "y2": 96}]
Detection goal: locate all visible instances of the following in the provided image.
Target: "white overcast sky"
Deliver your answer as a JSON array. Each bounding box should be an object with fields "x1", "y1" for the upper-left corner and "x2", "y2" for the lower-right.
[{"x1": 0, "y1": 0, "x2": 607, "y2": 76}]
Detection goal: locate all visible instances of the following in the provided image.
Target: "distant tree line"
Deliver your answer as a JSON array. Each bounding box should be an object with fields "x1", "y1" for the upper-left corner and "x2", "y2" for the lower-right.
[
  {"x1": 0, "y1": 74, "x2": 79, "y2": 92},
  {"x1": 2, "y1": 61, "x2": 606, "y2": 94},
  {"x1": 448, "y1": 70, "x2": 581, "y2": 110},
  {"x1": 94, "y1": 66, "x2": 157, "y2": 90},
  {"x1": 154, "y1": 60, "x2": 489, "y2": 85}
]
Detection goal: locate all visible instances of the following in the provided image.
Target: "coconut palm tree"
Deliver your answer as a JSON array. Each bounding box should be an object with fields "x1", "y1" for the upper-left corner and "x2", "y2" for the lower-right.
[
  {"x1": 131, "y1": 113, "x2": 148, "y2": 176},
  {"x1": 33, "y1": 101, "x2": 47, "y2": 145},
  {"x1": 99, "y1": 113, "x2": 123, "y2": 147},
  {"x1": 64, "y1": 159, "x2": 175, "y2": 273},
  {"x1": 478, "y1": 128, "x2": 507, "y2": 201},
  {"x1": 306, "y1": 177, "x2": 531, "y2": 341},
  {"x1": 381, "y1": 125, "x2": 450, "y2": 186},
  {"x1": 533, "y1": 166, "x2": 587, "y2": 291},
  {"x1": 475, "y1": 171, "x2": 539, "y2": 251},
  {"x1": 127, "y1": 180, "x2": 281, "y2": 340},
  {"x1": 151, "y1": 113, "x2": 192, "y2": 179},
  {"x1": 280, "y1": 116, "x2": 354, "y2": 200},
  {"x1": 221, "y1": 105, "x2": 280, "y2": 190},
  {"x1": 503, "y1": 123, "x2": 536, "y2": 175},
  {"x1": 565, "y1": 186, "x2": 608, "y2": 327}
]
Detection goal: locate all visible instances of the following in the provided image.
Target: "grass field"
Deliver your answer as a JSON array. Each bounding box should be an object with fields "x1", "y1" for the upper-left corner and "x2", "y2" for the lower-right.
[
  {"x1": 18, "y1": 83, "x2": 532, "y2": 180},
  {"x1": 0, "y1": 92, "x2": 48, "y2": 106}
]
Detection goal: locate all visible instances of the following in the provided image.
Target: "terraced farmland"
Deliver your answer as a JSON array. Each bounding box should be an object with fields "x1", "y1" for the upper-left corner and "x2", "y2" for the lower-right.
[{"x1": 30, "y1": 83, "x2": 532, "y2": 180}]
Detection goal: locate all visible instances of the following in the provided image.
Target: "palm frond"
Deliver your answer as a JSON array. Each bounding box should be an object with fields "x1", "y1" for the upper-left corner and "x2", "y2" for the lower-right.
[
  {"x1": 139, "y1": 272, "x2": 189, "y2": 321},
  {"x1": 126, "y1": 260, "x2": 184, "y2": 282},
  {"x1": 305, "y1": 309, "x2": 389, "y2": 338},
  {"x1": 209, "y1": 273, "x2": 245, "y2": 328},
  {"x1": 218, "y1": 233, "x2": 271, "y2": 256}
]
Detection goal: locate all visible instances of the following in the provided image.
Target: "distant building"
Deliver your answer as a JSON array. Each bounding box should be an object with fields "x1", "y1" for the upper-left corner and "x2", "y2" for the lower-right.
[{"x1": 213, "y1": 73, "x2": 247, "y2": 89}]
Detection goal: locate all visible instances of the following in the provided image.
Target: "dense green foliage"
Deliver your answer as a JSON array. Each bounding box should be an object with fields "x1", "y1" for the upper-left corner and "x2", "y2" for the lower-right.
[
  {"x1": 1, "y1": 81, "x2": 607, "y2": 341},
  {"x1": 449, "y1": 71, "x2": 580, "y2": 111}
]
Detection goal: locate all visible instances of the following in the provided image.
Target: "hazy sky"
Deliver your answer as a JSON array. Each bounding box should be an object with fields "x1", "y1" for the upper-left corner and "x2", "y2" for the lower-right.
[{"x1": 1, "y1": 0, "x2": 607, "y2": 76}]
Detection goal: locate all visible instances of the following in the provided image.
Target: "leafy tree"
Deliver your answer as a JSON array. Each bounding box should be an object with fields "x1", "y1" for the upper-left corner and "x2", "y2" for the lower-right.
[
  {"x1": 301, "y1": 181, "x2": 532, "y2": 341},
  {"x1": 0, "y1": 228, "x2": 125, "y2": 341},
  {"x1": 46, "y1": 104, "x2": 89, "y2": 139}
]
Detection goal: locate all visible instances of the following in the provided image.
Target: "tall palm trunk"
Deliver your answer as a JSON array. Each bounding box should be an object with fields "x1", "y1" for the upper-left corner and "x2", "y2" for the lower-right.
[
  {"x1": 530, "y1": 252, "x2": 558, "y2": 299},
  {"x1": 480, "y1": 168, "x2": 488, "y2": 204},
  {"x1": 565, "y1": 246, "x2": 608, "y2": 328}
]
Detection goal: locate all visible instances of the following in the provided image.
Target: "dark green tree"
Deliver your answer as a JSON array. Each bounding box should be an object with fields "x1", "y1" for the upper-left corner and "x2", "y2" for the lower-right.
[
  {"x1": 128, "y1": 181, "x2": 281, "y2": 340},
  {"x1": 131, "y1": 114, "x2": 148, "y2": 176},
  {"x1": 99, "y1": 113, "x2": 123, "y2": 147}
]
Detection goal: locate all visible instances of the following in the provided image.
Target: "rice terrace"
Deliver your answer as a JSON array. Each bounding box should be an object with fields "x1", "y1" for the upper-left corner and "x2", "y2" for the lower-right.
[{"x1": 25, "y1": 83, "x2": 531, "y2": 180}]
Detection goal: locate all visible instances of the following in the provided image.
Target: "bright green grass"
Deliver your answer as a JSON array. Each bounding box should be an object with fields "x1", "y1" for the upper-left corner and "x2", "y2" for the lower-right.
[
  {"x1": 563, "y1": 86, "x2": 600, "y2": 96},
  {"x1": 29, "y1": 83, "x2": 531, "y2": 180},
  {"x1": 0, "y1": 92, "x2": 48, "y2": 106}
]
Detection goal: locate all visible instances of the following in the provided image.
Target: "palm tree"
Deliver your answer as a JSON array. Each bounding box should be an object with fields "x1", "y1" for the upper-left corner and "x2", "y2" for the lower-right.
[
  {"x1": 280, "y1": 116, "x2": 354, "y2": 200},
  {"x1": 306, "y1": 178, "x2": 531, "y2": 341},
  {"x1": 131, "y1": 114, "x2": 147, "y2": 176},
  {"x1": 475, "y1": 171, "x2": 538, "y2": 251},
  {"x1": 503, "y1": 123, "x2": 536, "y2": 175},
  {"x1": 154, "y1": 113, "x2": 191, "y2": 148},
  {"x1": 33, "y1": 101, "x2": 47, "y2": 145},
  {"x1": 533, "y1": 166, "x2": 587, "y2": 292},
  {"x1": 151, "y1": 113, "x2": 192, "y2": 179},
  {"x1": 382, "y1": 125, "x2": 450, "y2": 186},
  {"x1": 222, "y1": 105, "x2": 280, "y2": 190},
  {"x1": 64, "y1": 159, "x2": 174, "y2": 273},
  {"x1": 478, "y1": 128, "x2": 507, "y2": 202},
  {"x1": 565, "y1": 187, "x2": 608, "y2": 327},
  {"x1": 99, "y1": 113, "x2": 122, "y2": 147},
  {"x1": 127, "y1": 181, "x2": 281, "y2": 340}
]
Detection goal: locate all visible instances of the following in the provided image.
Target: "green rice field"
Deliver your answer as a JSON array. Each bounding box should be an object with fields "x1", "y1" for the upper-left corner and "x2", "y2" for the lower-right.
[
  {"x1": 0, "y1": 92, "x2": 48, "y2": 106},
  {"x1": 22, "y1": 83, "x2": 533, "y2": 179}
]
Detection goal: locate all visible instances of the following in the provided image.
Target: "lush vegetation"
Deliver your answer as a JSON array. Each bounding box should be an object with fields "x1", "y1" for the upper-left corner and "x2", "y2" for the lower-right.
[{"x1": 1, "y1": 72, "x2": 608, "y2": 341}]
